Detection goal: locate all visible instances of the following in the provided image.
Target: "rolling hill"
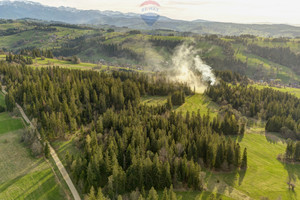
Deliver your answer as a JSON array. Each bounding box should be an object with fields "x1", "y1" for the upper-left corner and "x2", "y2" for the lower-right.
[{"x1": 1, "y1": 1, "x2": 300, "y2": 37}]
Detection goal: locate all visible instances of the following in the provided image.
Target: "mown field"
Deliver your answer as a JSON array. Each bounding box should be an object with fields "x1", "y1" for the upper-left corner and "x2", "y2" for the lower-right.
[
  {"x1": 252, "y1": 84, "x2": 300, "y2": 99},
  {"x1": 142, "y1": 93, "x2": 300, "y2": 199},
  {"x1": 0, "y1": 92, "x2": 67, "y2": 200},
  {"x1": 203, "y1": 127, "x2": 300, "y2": 200},
  {"x1": 142, "y1": 94, "x2": 219, "y2": 119}
]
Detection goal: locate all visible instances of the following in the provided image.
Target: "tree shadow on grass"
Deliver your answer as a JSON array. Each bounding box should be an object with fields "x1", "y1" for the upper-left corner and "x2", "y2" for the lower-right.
[
  {"x1": 14, "y1": 169, "x2": 58, "y2": 200},
  {"x1": 264, "y1": 131, "x2": 286, "y2": 145},
  {"x1": 238, "y1": 169, "x2": 246, "y2": 186},
  {"x1": 282, "y1": 162, "x2": 300, "y2": 199},
  {"x1": 237, "y1": 134, "x2": 244, "y2": 143},
  {"x1": 0, "y1": 158, "x2": 44, "y2": 192}
]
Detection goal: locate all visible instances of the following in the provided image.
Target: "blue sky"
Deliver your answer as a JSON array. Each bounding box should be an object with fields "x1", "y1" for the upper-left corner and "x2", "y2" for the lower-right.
[{"x1": 18, "y1": 0, "x2": 300, "y2": 24}]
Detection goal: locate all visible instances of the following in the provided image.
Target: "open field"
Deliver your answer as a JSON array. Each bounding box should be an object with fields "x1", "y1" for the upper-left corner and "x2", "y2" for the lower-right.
[
  {"x1": 141, "y1": 94, "x2": 299, "y2": 199},
  {"x1": 176, "y1": 94, "x2": 219, "y2": 119},
  {"x1": 203, "y1": 127, "x2": 300, "y2": 200},
  {"x1": 0, "y1": 130, "x2": 66, "y2": 200},
  {"x1": 0, "y1": 112, "x2": 23, "y2": 135},
  {"x1": 0, "y1": 91, "x2": 68, "y2": 199},
  {"x1": 233, "y1": 44, "x2": 300, "y2": 83},
  {"x1": 157, "y1": 190, "x2": 233, "y2": 200},
  {"x1": 252, "y1": 84, "x2": 300, "y2": 98},
  {"x1": 0, "y1": 92, "x2": 23, "y2": 134},
  {"x1": 142, "y1": 94, "x2": 219, "y2": 119},
  {"x1": 0, "y1": 108, "x2": 67, "y2": 200}
]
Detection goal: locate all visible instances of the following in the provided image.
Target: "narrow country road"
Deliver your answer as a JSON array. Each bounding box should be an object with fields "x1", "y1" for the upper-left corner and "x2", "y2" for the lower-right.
[{"x1": 15, "y1": 103, "x2": 81, "y2": 200}]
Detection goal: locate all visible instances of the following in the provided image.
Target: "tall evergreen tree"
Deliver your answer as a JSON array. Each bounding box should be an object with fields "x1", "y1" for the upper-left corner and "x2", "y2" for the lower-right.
[{"x1": 241, "y1": 148, "x2": 247, "y2": 169}]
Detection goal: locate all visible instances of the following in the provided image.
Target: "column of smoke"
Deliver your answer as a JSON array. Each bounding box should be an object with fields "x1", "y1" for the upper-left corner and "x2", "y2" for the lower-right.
[{"x1": 169, "y1": 44, "x2": 216, "y2": 93}]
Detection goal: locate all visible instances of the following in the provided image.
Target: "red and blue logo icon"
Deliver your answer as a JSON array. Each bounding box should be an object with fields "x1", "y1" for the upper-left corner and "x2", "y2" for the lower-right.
[{"x1": 140, "y1": 0, "x2": 160, "y2": 26}]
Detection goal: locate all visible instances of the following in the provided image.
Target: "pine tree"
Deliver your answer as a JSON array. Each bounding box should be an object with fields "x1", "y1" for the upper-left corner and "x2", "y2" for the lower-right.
[
  {"x1": 44, "y1": 142, "x2": 50, "y2": 159},
  {"x1": 166, "y1": 96, "x2": 173, "y2": 110},
  {"x1": 241, "y1": 148, "x2": 247, "y2": 169},
  {"x1": 96, "y1": 187, "x2": 106, "y2": 200},
  {"x1": 214, "y1": 144, "x2": 223, "y2": 169},
  {"x1": 234, "y1": 143, "x2": 241, "y2": 167},
  {"x1": 294, "y1": 142, "x2": 300, "y2": 161},
  {"x1": 147, "y1": 187, "x2": 158, "y2": 200},
  {"x1": 87, "y1": 186, "x2": 96, "y2": 200},
  {"x1": 169, "y1": 185, "x2": 177, "y2": 200},
  {"x1": 162, "y1": 188, "x2": 170, "y2": 200}
]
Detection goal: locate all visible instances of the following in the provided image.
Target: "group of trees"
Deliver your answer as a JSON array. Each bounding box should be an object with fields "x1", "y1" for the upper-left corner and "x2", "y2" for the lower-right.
[
  {"x1": 20, "y1": 48, "x2": 54, "y2": 59},
  {"x1": 247, "y1": 44, "x2": 300, "y2": 76},
  {"x1": 86, "y1": 186, "x2": 178, "y2": 200},
  {"x1": 149, "y1": 36, "x2": 183, "y2": 51},
  {"x1": 0, "y1": 62, "x2": 247, "y2": 199},
  {"x1": 285, "y1": 139, "x2": 300, "y2": 162},
  {"x1": 6, "y1": 53, "x2": 33, "y2": 65},
  {"x1": 206, "y1": 82, "x2": 300, "y2": 139},
  {"x1": 170, "y1": 91, "x2": 185, "y2": 106}
]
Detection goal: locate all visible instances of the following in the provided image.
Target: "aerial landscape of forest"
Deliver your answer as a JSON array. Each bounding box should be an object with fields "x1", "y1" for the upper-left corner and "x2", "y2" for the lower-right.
[{"x1": 1, "y1": 0, "x2": 300, "y2": 200}]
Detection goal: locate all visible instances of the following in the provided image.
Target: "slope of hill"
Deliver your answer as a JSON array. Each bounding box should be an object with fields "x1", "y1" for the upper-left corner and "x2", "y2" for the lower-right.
[
  {"x1": 1, "y1": 20, "x2": 300, "y2": 84},
  {"x1": 0, "y1": 92, "x2": 68, "y2": 200},
  {"x1": 1, "y1": 1, "x2": 300, "y2": 37}
]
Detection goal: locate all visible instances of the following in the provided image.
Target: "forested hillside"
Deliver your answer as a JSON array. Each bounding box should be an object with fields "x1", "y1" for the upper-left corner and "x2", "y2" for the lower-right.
[
  {"x1": 206, "y1": 82, "x2": 300, "y2": 140},
  {"x1": 1, "y1": 20, "x2": 300, "y2": 85},
  {"x1": 0, "y1": 61, "x2": 247, "y2": 199}
]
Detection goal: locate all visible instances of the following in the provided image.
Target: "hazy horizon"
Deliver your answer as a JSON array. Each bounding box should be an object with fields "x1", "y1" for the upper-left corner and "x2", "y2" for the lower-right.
[{"x1": 1, "y1": 0, "x2": 300, "y2": 26}]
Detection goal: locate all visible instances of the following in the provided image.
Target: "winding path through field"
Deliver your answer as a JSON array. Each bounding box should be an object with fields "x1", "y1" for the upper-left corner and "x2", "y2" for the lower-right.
[{"x1": 15, "y1": 103, "x2": 81, "y2": 200}]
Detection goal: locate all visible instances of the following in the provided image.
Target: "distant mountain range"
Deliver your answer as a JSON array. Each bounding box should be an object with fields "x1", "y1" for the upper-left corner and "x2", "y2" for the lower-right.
[{"x1": 1, "y1": 0, "x2": 300, "y2": 37}]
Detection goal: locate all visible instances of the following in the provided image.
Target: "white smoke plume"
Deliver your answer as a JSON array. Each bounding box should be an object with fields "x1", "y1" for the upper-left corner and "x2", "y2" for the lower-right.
[{"x1": 168, "y1": 43, "x2": 217, "y2": 93}]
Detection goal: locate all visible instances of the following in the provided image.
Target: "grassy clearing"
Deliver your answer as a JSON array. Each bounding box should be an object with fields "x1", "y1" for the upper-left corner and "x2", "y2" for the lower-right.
[
  {"x1": 203, "y1": 128, "x2": 300, "y2": 200},
  {"x1": 176, "y1": 94, "x2": 219, "y2": 119},
  {"x1": 51, "y1": 135, "x2": 81, "y2": 167},
  {"x1": 142, "y1": 94, "x2": 218, "y2": 117},
  {"x1": 0, "y1": 130, "x2": 66, "y2": 200},
  {"x1": 0, "y1": 89, "x2": 67, "y2": 199},
  {"x1": 233, "y1": 44, "x2": 300, "y2": 83},
  {"x1": 141, "y1": 96, "x2": 168, "y2": 106},
  {"x1": 157, "y1": 190, "x2": 233, "y2": 200},
  {"x1": 142, "y1": 94, "x2": 219, "y2": 119},
  {"x1": 251, "y1": 84, "x2": 300, "y2": 98},
  {"x1": 0, "y1": 112, "x2": 23, "y2": 135}
]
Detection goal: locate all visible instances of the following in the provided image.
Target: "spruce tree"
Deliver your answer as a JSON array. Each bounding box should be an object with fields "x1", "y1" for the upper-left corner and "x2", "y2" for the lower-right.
[
  {"x1": 44, "y1": 142, "x2": 50, "y2": 159},
  {"x1": 87, "y1": 186, "x2": 96, "y2": 200},
  {"x1": 162, "y1": 188, "x2": 170, "y2": 200},
  {"x1": 96, "y1": 187, "x2": 106, "y2": 200},
  {"x1": 234, "y1": 143, "x2": 241, "y2": 167},
  {"x1": 147, "y1": 187, "x2": 158, "y2": 200},
  {"x1": 241, "y1": 148, "x2": 247, "y2": 169}
]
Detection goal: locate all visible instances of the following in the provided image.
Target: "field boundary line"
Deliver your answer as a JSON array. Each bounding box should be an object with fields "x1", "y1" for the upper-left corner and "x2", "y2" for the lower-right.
[
  {"x1": 1, "y1": 87, "x2": 81, "y2": 200},
  {"x1": 15, "y1": 103, "x2": 81, "y2": 200}
]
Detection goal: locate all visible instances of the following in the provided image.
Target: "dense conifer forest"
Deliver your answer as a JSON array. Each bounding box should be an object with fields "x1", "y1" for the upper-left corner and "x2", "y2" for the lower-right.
[
  {"x1": 206, "y1": 82, "x2": 300, "y2": 139},
  {"x1": 0, "y1": 61, "x2": 247, "y2": 199}
]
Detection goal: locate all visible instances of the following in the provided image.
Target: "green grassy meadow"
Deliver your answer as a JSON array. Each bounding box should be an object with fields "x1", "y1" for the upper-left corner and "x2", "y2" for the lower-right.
[
  {"x1": 140, "y1": 94, "x2": 300, "y2": 199},
  {"x1": 252, "y1": 84, "x2": 300, "y2": 98},
  {"x1": 0, "y1": 130, "x2": 67, "y2": 200},
  {"x1": 0, "y1": 112, "x2": 23, "y2": 134},
  {"x1": 142, "y1": 94, "x2": 219, "y2": 119},
  {"x1": 209, "y1": 128, "x2": 300, "y2": 200},
  {"x1": 0, "y1": 92, "x2": 67, "y2": 199}
]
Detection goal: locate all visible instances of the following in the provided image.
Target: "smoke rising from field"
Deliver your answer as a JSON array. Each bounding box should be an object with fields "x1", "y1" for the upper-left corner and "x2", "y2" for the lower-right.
[{"x1": 168, "y1": 44, "x2": 216, "y2": 93}]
